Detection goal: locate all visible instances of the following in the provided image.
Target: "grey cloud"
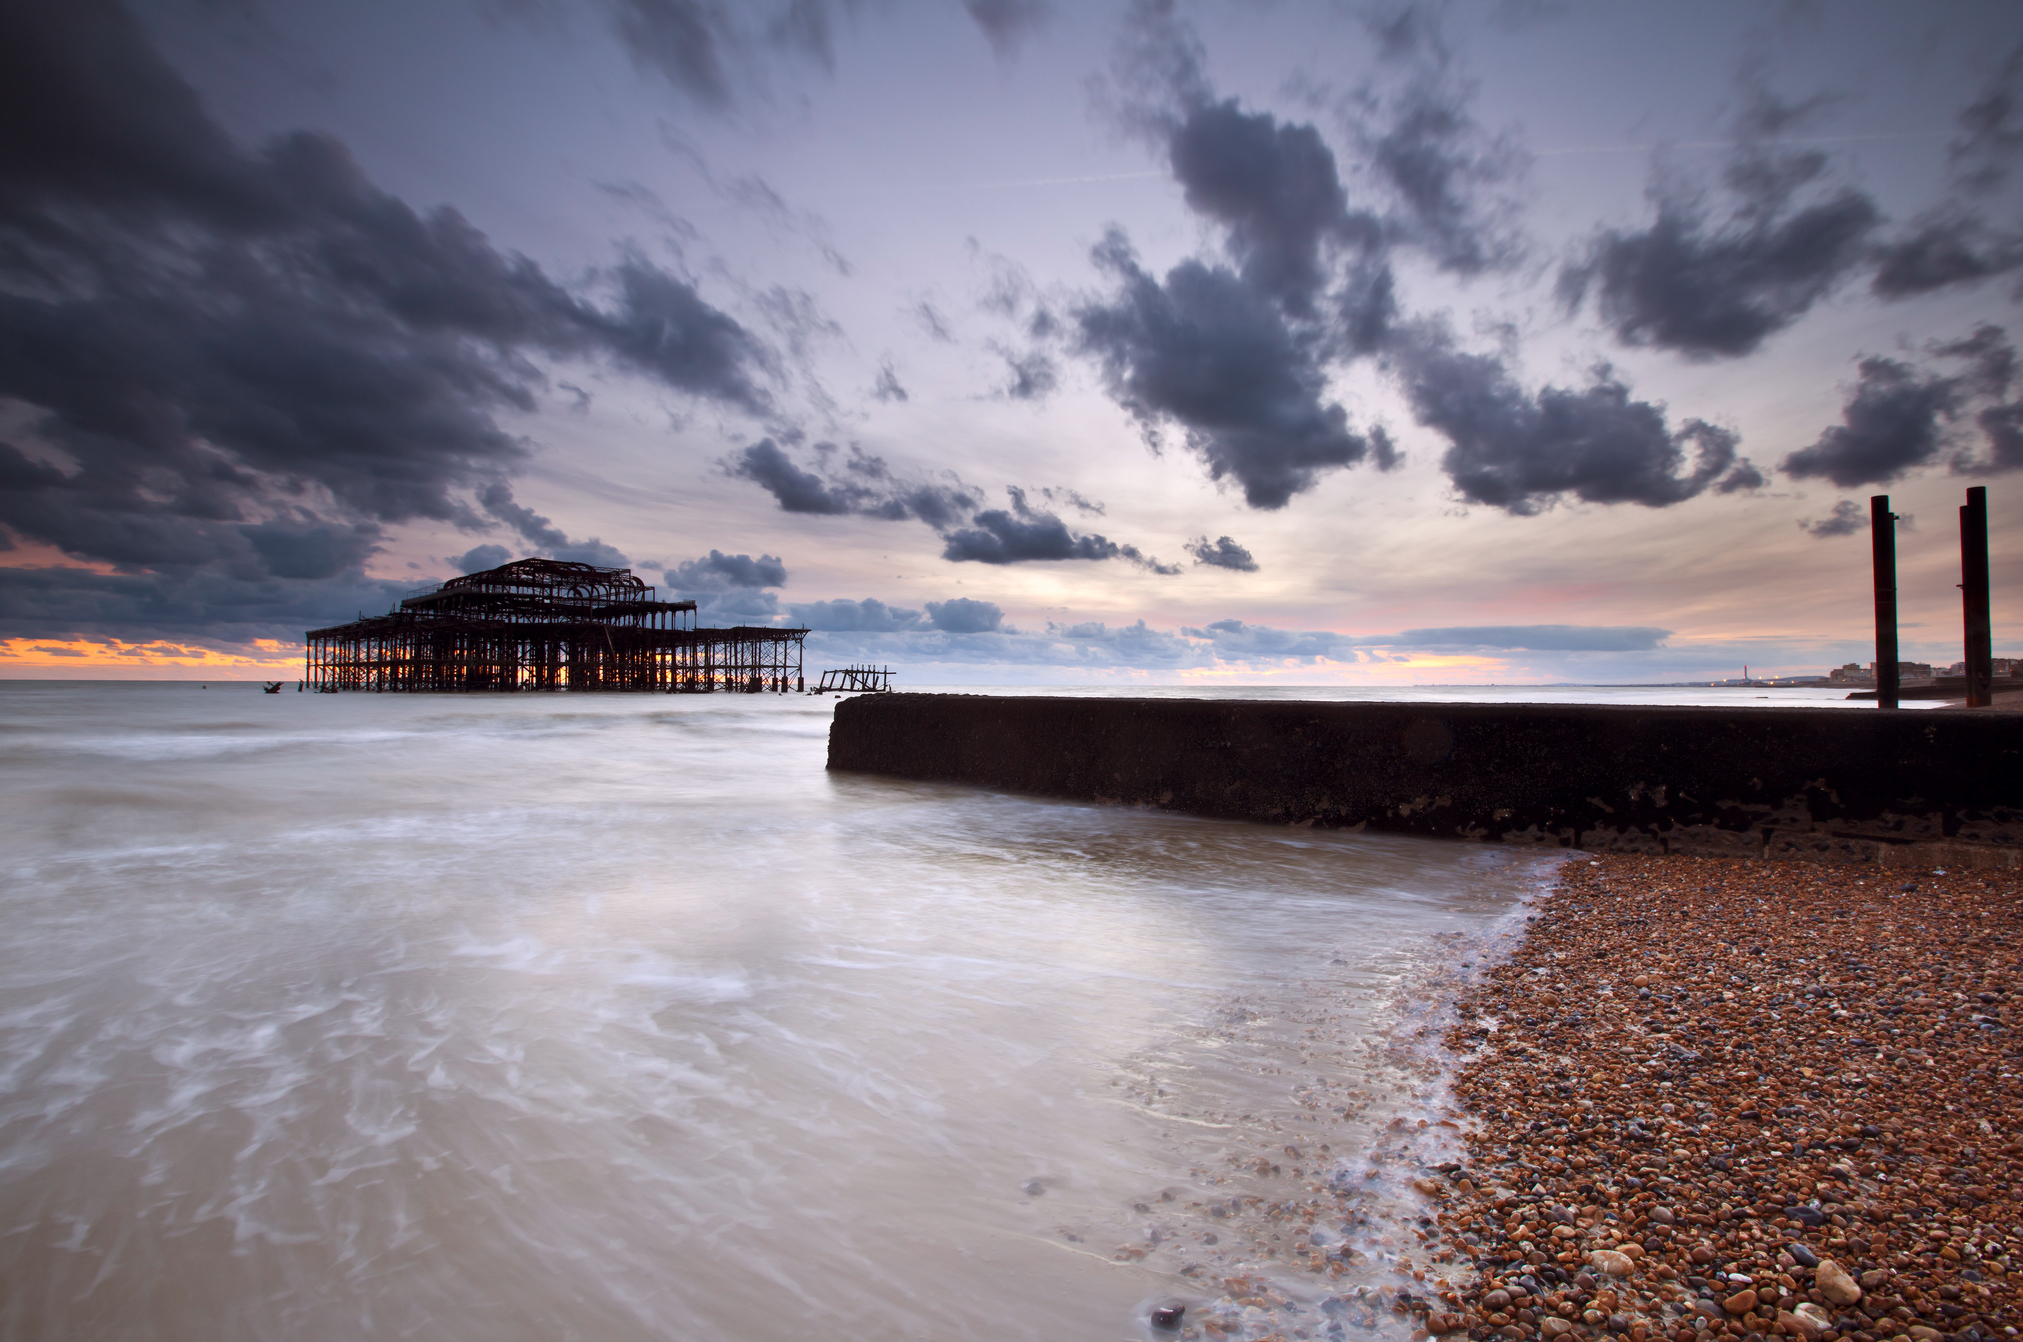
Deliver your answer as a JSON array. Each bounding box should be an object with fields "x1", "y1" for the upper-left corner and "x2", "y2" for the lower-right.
[
  {"x1": 455, "y1": 543, "x2": 513, "y2": 573},
  {"x1": 787, "y1": 597, "x2": 922, "y2": 632},
  {"x1": 1950, "y1": 43, "x2": 2023, "y2": 196},
  {"x1": 938, "y1": 488, "x2": 1177, "y2": 571},
  {"x1": 964, "y1": 0, "x2": 1052, "y2": 59},
  {"x1": 1559, "y1": 148, "x2": 1880, "y2": 359},
  {"x1": 1798, "y1": 500, "x2": 1866, "y2": 538},
  {"x1": 1870, "y1": 214, "x2": 2023, "y2": 299},
  {"x1": 1166, "y1": 98, "x2": 1373, "y2": 315},
  {"x1": 925, "y1": 597, "x2": 1003, "y2": 633},
  {"x1": 1780, "y1": 356, "x2": 1956, "y2": 488},
  {"x1": 1870, "y1": 48, "x2": 2023, "y2": 299},
  {"x1": 0, "y1": 1, "x2": 771, "y2": 639},
  {"x1": 1000, "y1": 348, "x2": 1059, "y2": 400},
  {"x1": 599, "y1": 0, "x2": 843, "y2": 109},
  {"x1": 1781, "y1": 325, "x2": 2023, "y2": 486},
  {"x1": 728, "y1": 439, "x2": 982, "y2": 526},
  {"x1": 1342, "y1": 7, "x2": 1529, "y2": 277},
  {"x1": 1184, "y1": 535, "x2": 1258, "y2": 571},
  {"x1": 1181, "y1": 618, "x2": 1342, "y2": 659},
  {"x1": 1077, "y1": 232, "x2": 1394, "y2": 509},
  {"x1": 476, "y1": 482, "x2": 629, "y2": 568},
  {"x1": 0, "y1": 563, "x2": 411, "y2": 643},
  {"x1": 1393, "y1": 326, "x2": 1764, "y2": 513},
  {"x1": 666, "y1": 549, "x2": 787, "y2": 591},
  {"x1": 872, "y1": 363, "x2": 908, "y2": 402},
  {"x1": 913, "y1": 301, "x2": 955, "y2": 342}
]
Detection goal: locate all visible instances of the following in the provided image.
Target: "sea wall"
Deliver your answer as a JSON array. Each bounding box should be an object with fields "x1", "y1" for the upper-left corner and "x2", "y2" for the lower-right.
[{"x1": 827, "y1": 694, "x2": 2023, "y2": 866}]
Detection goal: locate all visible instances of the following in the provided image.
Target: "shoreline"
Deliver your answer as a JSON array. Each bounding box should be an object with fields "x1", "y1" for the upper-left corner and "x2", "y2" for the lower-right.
[{"x1": 1422, "y1": 855, "x2": 2023, "y2": 1342}]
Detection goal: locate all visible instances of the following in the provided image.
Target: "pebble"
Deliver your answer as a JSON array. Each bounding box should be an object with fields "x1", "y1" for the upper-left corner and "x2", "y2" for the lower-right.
[{"x1": 1427, "y1": 855, "x2": 2023, "y2": 1342}]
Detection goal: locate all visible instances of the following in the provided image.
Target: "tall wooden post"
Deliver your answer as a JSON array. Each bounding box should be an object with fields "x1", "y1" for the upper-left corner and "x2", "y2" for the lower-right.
[
  {"x1": 1873, "y1": 495, "x2": 1900, "y2": 710},
  {"x1": 1962, "y1": 485, "x2": 1993, "y2": 708}
]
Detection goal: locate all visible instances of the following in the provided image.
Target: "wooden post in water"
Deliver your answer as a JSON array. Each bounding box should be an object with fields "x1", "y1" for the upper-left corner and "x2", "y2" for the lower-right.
[
  {"x1": 1872, "y1": 495, "x2": 1900, "y2": 710},
  {"x1": 1963, "y1": 485, "x2": 1994, "y2": 708}
]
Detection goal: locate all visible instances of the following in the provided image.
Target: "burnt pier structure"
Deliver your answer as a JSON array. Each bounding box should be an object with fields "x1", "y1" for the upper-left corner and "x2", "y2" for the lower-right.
[{"x1": 307, "y1": 559, "x2": 806, "y2": 692}]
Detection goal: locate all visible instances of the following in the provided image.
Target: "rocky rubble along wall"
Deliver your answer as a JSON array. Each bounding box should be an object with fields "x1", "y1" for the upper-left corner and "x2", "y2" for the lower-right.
[{"x1": 827, "y1": 696, "x2": 2023, "y2": 867}]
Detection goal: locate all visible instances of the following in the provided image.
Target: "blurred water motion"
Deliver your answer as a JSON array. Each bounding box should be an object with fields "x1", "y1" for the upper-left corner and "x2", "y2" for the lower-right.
[{"x1": 0, "y1": 683, "x2": 1561, "y2": 1340}]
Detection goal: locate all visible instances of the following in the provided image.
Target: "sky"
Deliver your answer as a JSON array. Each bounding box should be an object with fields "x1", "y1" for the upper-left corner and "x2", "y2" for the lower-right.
[{"x1": 3, "y1": 0, "x2": 2022, "y2": 684}]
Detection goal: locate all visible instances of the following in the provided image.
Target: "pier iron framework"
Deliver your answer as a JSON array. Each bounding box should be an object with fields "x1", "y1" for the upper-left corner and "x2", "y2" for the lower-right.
[{"x1": 306, "y1": 559, "x2": 807, "y2": 692}]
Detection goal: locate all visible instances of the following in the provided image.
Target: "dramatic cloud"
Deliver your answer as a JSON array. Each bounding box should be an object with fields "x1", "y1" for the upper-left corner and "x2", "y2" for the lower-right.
[
  {"x1": 1799, "y1": 500, "x2": 1866, "y2": 539},
  {"x1": 0, "y1": 1, "x2": 773, "y2": 639},
  {"x1": 1870, "y1": 214, "x2": 2023, "y2": 299},
  {"x1": 1781, "y1": 356, "x2": 1956, "y2": 488},
  {"x1": 663, "y1": 548, "x2": 786, "y2": 624},
  {"x1": 1184, "y1": 535, "x2": 1258, "y2": 571},
  {"x1": 1560, "y1": 136, "x2": 1881, "y2": 358},
  {"x1": 1782, "y1": 325, "x2": 2023, "y2": 486},
  {"x1": 1870, "y1": 41, "x2": 2023, "y2": 298},
  {"x1": 666, "y1": 549, "x2": 787, "y2": 591},
  {"x1": 1077, "y1": 233, "x2": 1395, "y2": 509},
  {"x1": 938, "y1": 488, "x2": 1178, "y2": 571},
  {"x1": 924, "y1": 597, "x2": 1003, "y2": 633},
  {"x1": 1345, "y1": 9, "x2": 1528, "y2": 276},
  {"x1": 1085, "y1": 5, "x2": 1736, "y2": 523},
  {"x1": 0, "y1": 564, "x2": 410, "y2": 643},
  {"x1": 728, "y1": 440, "x2": 981, "y2": 527},
  {"x1": 1393, "y1": 327, "x2": 1764, "y2": 513},
  {"x1": 1165, "y1": 98, "x2": 1374, "y2": 315}
]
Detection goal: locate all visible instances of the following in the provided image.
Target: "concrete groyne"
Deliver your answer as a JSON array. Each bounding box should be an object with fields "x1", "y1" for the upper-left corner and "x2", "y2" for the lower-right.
[{"x1": 827, "y1": 694, "x2": 2023, "y2": 866}]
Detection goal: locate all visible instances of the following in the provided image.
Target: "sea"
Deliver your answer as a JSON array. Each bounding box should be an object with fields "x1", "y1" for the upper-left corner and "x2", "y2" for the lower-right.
[{"x1": 0, "y1": 681, "x2": 1921, "y2": 1341}]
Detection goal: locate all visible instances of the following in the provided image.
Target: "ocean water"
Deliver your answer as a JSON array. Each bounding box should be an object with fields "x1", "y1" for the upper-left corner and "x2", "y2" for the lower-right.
[{"x1": 0, "y1": 680, "x2": 1840, "y2": 1340}]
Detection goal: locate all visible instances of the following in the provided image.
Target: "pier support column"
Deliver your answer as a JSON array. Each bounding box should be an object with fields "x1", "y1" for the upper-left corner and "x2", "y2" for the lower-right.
[
  {"x1": 1873, "y1": 495, "x2": 1900, "y2": 710},
  {"x1": 1963, "y1": 486, "x2": 1993, "y2": 708}
]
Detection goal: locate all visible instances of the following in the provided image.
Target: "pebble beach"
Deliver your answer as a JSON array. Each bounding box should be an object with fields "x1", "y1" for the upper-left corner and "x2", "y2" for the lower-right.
[
  {"x1": 1170, "y1": 853, "x2": 2023, "y2": 1342},
  {"x1": 1422, "y1": 855, "x2": 2023, "y2": 1342}
]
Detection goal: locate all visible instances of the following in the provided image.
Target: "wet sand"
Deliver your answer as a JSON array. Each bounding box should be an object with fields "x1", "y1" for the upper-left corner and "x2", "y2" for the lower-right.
[{"x1": 1426, "y1": 855, "x2": 2023, "y2": 1342}]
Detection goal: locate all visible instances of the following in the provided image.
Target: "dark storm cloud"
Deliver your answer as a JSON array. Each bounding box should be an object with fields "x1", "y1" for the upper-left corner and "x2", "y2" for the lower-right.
[
  {"x1": 1076, "y1": 232, "x2": 1395, "y2": 510},
  {"x1": 0, "y1": 564, "x2": 411, "y2": 643},
  {"x1": 1184, "y1": 535, "x2": 1258, "y2": 571},
  {"x1": 1870, "y1": 215, "x2": 2023, "y2": 300},
  {"x1": 0, "y1": 1, "x2": 774, "y2": 637},
  {"x1": 1559, "y1": 142, "x2": 1881, "y2": 359},
  {"x1": 1166, "y1": 98, "x2": 1375, "y2": 315},
  {"x1": 964, "y1": 0, "x2": 1052, "y2": 59},
  {"x1": 1871, "y1": 49, "x2": 2023, "y2": 299},
  {"x1": 1798, "y1": 500, "x2": 1866, "y2": 539},
  {"x1": 1782, "y1": 326, "x2": 2023, "y2": 486},
  {"x1": 727, "y1": 439, "x2": 982, "y2": 527},
  {"x1": 1342, "y1": 8, "x2": 1529, "y2": 277},
  {"x1": 925, "y1": 597, "x2": 1004, "y2": 633},
  {"x1": 938, "y1": 488, "x2": 1179, "y2": 572},
  {"x1": 1090, "y1": 3, "x2": 1746, "y2": 520},
  {"x1": 1780, "y1": 356, "x2": 1956, "y2": 488},
  {"x1": 1393, "y1": 326, "x2": 1764, "y2": 514}
]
